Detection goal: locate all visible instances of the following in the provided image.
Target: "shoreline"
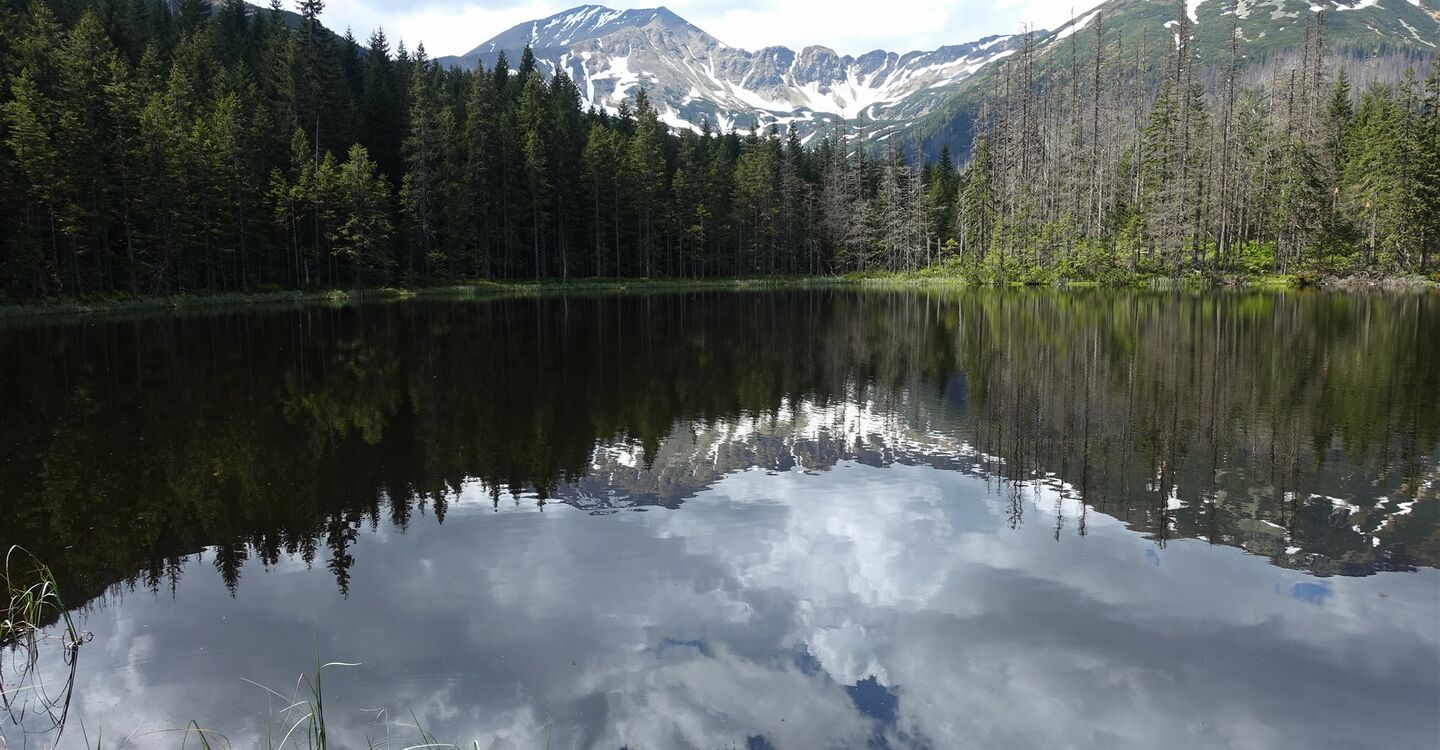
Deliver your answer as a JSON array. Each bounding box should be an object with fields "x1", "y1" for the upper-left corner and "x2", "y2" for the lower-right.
[
  {"x1": 0, "y1": 278, "x2": 838, "y2": 321},
  {"x1": 0, "y1": 273, "x2": 1433, "y2": 321}
]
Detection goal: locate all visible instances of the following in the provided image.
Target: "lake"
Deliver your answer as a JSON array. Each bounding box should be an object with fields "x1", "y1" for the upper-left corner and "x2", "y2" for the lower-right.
[{"x1": 1, "y1": 288, "x2": 1437, "y2": 749}]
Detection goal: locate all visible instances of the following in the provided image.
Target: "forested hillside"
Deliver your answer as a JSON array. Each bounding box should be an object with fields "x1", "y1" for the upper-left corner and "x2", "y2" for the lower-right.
[
  {"x1": 0, "y1": 0, "x2": 1436, "y2": 301},
  {"x1": 950, "y1": 5, "x2": 1440, "y2": 280}
]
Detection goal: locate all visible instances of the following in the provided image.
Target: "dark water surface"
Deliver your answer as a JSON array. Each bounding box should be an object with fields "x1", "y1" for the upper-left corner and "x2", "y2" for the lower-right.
[{"x1": 1, "y1": 289, "x2": 1437, "y2": 749}]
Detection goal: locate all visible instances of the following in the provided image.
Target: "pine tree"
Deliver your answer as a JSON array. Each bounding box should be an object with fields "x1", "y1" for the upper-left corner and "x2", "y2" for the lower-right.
[
  {"x1": 294, "y1": 0, "x2": 342, "y2": 157},
  {"x1": 462, "y1": 69, "x2": 501, "y2": 278},
  {"x1": 518, "y1": 71, "x2": 551, "y2": 278},
  {"x1": 1320, "y1": 69, "x2": 1354, "y2": 253},
  {"x1": 175, "y1": 0, "x2": 210, "y2": 35},
  {"x1": 328, "y1": 144, "x2": 392, "y2": 284},
  {"x1": 926, "y1": 144, "x2": 957, "y2": 248},
  {"x1": 401, "y1": 59, "x2": 442, "y2": 278},
  {"x1": 959, "y1": 133, "x2": 995, "y2": 263},
  {"x1": 1272, "y1": 133, "x2": 1324, "y2": 272},
  {"x1": 1420, "y1": 67, "x2": 1440, "y2": 271},
  {"x1": 739, "y1": 128, "x2": 783, "y2": 273},
  {"x1": 360, "y1": 27, "x2": 402, "y2": 183},
  {"x1": 581, "y1": 123, "x2": 616, "y2": 277},
  {"x1": 626, "y1": 89, "x2": 666, "y2": 278},
  {"x1": 547, "y1": 71, "x2": 584, "y2": 280}
]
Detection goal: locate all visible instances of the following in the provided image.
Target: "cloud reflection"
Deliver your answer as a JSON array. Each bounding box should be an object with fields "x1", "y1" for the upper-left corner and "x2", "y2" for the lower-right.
[{"x1": 42, "y1": 461, "x2": 1440, "y2": 750}]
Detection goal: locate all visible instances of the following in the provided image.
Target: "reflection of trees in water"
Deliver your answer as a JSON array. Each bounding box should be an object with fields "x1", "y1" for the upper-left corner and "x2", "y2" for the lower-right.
[
  {"x1": 0, "y1": 290, "x2": 1434, "y2": 606},
  {"x1": 953, "y1": 291, "x2": 1439, "y2": 575}
]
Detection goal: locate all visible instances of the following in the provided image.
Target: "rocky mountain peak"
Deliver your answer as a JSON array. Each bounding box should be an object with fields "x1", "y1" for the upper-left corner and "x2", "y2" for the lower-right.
[
  {"x1": 436, "y1": 4, "x2": 1028, "y2": 142},
  {"x1": 436, "y1": 0, "x2": 1437, "y2": 149}
]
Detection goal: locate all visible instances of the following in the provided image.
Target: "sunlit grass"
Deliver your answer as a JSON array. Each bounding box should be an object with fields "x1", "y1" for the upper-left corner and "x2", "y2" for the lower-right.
[{"x1": 3, "y1": 269, "x2": 1432, "y2": 322}]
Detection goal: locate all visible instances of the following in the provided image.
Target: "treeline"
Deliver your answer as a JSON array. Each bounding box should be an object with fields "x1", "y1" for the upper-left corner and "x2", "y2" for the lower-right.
[
  {"x1": 951, "y1": 4, "x2": 1440, "y2": 281},
  {"x1": 0, "y1": 1, "x2": 1437, "y2": 300}
]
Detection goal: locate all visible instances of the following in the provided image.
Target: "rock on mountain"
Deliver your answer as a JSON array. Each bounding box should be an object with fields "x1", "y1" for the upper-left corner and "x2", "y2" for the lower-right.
[{"x1": 436, "y1": 4, "x2": 1030, "y2": 143}]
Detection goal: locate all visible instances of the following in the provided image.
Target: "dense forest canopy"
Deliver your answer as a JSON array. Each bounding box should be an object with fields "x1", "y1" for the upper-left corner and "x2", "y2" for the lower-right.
[{"x1": 0, "y1": 0, "x2": 1437, "y2": 299}]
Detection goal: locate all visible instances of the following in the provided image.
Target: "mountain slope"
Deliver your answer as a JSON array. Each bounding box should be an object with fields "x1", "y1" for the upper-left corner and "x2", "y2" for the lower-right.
[
  {"x1": 916, "y1": 0, "x2": 1439, "y2": 155},
  {"x1": 435, "y1": 1, "x2": 1436, "y2": 148},
  {"x1": 1040, "y1": 0, "x2": 1439, "y2": 60},
  {"x1": 436, "y1": 4, "x2": 1030, "y2": 142}
]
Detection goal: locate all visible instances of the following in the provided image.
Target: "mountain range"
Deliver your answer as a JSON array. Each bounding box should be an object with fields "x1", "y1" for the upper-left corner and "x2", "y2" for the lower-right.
[
  {"x1": 436, "y1": 5, "x2": 1030, "y2": 143},
  {"x1": 436, "y1": 0, "x2": 1439, "y2": 147}
]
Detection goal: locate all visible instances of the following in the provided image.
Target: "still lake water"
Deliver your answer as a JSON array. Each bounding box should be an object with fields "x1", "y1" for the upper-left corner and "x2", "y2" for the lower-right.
[{"x1": 1, "y1": 288, "x2": 1437, "y2": 749}]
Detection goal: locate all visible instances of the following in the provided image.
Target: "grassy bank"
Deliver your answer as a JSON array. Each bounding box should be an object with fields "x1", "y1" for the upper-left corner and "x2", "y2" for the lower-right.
[
  {"x1": 1, "y1": 271, "x2": 1433, "y2": 321},
  {"x1": 844, "y1": 260, "x2": 1440, "y2": 288},
  {"x1": 0, "y1": 277, "x2": 846, "y2": 321}
]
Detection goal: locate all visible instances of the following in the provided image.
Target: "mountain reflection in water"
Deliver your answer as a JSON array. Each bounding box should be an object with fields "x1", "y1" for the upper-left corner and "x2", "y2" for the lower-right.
[{"x1": 0, "y1": 289, "x2": 1436, "y2": 749}]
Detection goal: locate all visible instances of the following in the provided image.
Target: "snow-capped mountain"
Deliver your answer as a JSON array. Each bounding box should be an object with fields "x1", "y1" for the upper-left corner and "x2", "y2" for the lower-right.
[
  {"x1": 914, "y1": 0, "x2": 1439, "y2": 155},
  {"x1": 1033, "y1": 0, "x2": 1438, "y2": 57},
  {"x1": 437, "y1": 1, "x2": 1437, "y2": 149},
  {"x1": 509, "y1": 392, "x2": 1430, "y2": 579},
  {"x1": 436, "y1": 4, "x2": 1029, "y2": 143}
]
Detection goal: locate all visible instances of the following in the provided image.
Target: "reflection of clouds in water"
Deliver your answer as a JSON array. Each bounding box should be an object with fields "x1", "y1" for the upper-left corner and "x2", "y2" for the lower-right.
[
  {"x1": 41, "y1": 463, "x2": 1440, "y2": 750},
  {"x1": 651, "y1": 465, "x2": 1440, "y2": 749}
]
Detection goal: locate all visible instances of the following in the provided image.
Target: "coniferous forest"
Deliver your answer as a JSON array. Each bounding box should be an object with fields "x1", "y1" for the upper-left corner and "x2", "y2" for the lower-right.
[{"x1": 0, "y1": 0, "x2": 1438, "y2": 301}]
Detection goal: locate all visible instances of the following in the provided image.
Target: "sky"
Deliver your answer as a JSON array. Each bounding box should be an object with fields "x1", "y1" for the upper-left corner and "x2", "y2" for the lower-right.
[{"x1": 315, "y1": 0, "x2": 1108, "y2": 58}]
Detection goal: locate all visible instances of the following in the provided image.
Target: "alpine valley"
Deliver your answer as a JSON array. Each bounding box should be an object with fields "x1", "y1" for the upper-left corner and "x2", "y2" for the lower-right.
[
  {"x1": 2, "y1": 1, "x2": 1440, "y2": 746},
  {"x1": 436, "y1": 0, "x2": 1440, "y2": 147},
  {"x1": 1, "y1": 0, "x2": 1437, "y2": 300}
]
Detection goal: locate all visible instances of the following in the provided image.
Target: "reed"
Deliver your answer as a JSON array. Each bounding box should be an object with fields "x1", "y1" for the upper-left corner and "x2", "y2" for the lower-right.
[
  {"x1": 3, "y1": 550, "x2": 520, "y2": 750},
  {"x1": 2, "y1": 546, "x2": 91, "y2": 747}
]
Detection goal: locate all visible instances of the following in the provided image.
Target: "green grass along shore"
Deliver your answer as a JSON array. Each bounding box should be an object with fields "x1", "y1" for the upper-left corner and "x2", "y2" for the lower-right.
[{"x1": 0, "y1": 271, "x2": 1434, "y2": 321}]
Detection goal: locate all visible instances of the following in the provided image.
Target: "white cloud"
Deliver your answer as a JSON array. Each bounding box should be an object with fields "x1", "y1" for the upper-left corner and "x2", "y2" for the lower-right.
[
  {"x1": 46, "y1": 459, "x2": 1440, "y2": 749},
  {"x1": 317, "y1": 0, "x2": 1108, "y2": 58}
]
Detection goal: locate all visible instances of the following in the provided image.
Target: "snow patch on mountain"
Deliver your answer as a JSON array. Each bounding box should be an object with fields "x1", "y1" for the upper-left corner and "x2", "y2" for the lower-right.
[
  {"x1": 1399, "y1": 18, "x2": 1438, "y2": 44},
  {"x1": 1188, "y1": 0, "x2": 1206, "y2": 23},
  {"x1": 1053, "y1": 9, "x2": 1104, "y2": 42}
]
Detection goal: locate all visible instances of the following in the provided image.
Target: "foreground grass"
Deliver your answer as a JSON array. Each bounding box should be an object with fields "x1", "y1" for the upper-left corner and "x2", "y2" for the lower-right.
[
  {"x1": 3, "y1": 546, "x2": 475, "y2": 750},
  {"x1": 2, "y1": 546, "x2": 91, "y2": 747},
  {"x1": 56, "y1": 661, "x2": 483, "y2": 750}
]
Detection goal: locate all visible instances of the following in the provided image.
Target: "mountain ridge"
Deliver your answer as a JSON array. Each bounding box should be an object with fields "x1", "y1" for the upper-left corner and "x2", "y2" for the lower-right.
[
  {"x1": 437, "y1": 0, "x2": 1437, "y2": 149},
  {"x1": 435, "y1": 4, "x2": 1033, "y2": 142},
  {"x1": 914, "y1": 0, "x2": 1439, "y2": 155}
]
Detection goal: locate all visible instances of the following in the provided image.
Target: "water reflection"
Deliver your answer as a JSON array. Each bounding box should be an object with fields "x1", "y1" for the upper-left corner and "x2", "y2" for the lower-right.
[
  {"x1": 3, "y1": 290, "x2": 1434, "y2": 600},
  {"x1": 0, "y1": 289, "x2": 1436, "y2": 748}
]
